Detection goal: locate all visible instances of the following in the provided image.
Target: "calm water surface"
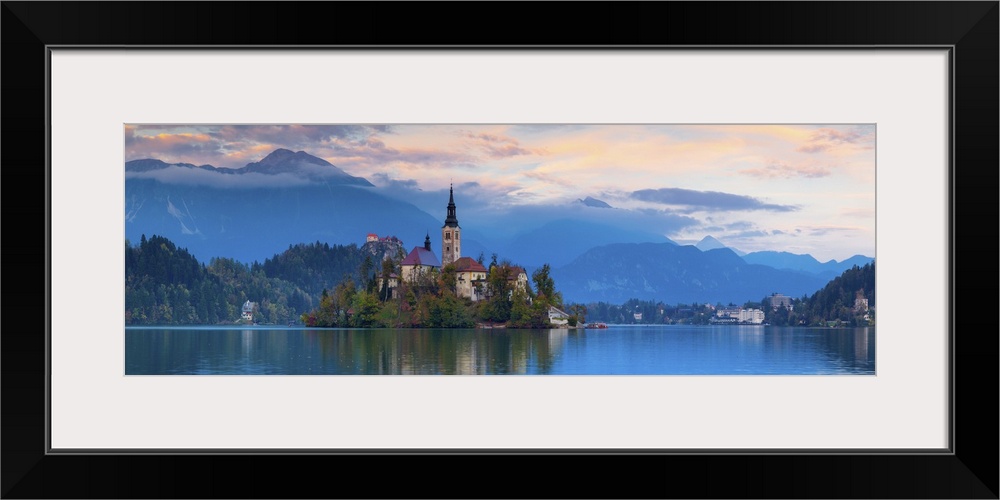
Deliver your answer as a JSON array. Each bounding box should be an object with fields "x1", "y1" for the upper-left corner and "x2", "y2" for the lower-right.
[{"x1": 125, "y1": 325, "x2": 875, "y2": 375}]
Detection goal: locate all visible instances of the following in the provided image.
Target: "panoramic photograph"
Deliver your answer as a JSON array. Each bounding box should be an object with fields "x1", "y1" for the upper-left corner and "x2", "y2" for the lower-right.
[{"x1": 124, "y1": 124, "x2": 875, "y2": 375}]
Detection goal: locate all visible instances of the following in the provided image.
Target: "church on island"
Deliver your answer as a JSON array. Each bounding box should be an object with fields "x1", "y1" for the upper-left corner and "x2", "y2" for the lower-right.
[{"x1": 392, "y1": 185, "x2": 526, "y2": 302}]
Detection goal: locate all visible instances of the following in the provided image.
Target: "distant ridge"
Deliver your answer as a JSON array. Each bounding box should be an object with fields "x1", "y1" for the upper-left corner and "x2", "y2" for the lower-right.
[
  {"x1": 576, "y1": 196, "x2": 613, "y2": 208},
  {"x1": 742, "y1": 251, "x2": 874, "y2": 276},
  {"x1": 552, "y1": 242, "x2": 829, "y2": 305},
  {"x1": 126, "y1": 148, "x2": 373, "y2": 186}
]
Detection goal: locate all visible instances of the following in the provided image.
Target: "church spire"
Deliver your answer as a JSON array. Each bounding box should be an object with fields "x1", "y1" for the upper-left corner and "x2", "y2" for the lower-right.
[
  {"x1": 441, "y1": 185, "x2": 461, "y2": 266},
  {"x1": 424, "y1": 233, "x2": 432, "y2": 251},
  {"x1": 443, "y1": 183, "x2": 459, "y2": 228}
]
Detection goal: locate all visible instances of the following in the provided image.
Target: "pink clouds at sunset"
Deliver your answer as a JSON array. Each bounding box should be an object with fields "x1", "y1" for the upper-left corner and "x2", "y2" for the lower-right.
[
  {"x1": 739, "y1": 160, "x2": 832, "y2": 179},
  {"x1": 796, "y1": 126, "x2": 875, "y2": 154}
]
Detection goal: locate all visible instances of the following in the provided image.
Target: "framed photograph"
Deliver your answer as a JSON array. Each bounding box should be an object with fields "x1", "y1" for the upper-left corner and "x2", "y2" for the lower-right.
[
  {"x1": 120, "y1": 121, "x2": 878, "y2": 377},
  {"x1": 5, "y1": 2, "x2": 996, "y2": 498}
]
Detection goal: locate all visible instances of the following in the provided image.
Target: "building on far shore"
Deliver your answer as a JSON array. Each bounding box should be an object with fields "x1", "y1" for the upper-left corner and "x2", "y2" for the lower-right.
[
  {"x1": 853, "y1": 290, "x2": 869, "y2": 313},
  {"x1": 367, "y1": 233, "x2": 403, "y2": 245},
  {"x1": 241, "y1": 300, "x2": 257, "y2": 322},
  {"x1": 769, "y1": 293, "x2": 793, "y2": 311},
  {"x1": 710, "y1": 307, "x2": 765, "y2": 325}
]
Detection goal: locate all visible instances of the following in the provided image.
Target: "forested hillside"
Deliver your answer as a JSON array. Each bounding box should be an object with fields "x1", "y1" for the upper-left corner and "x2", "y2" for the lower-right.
[
  {"x1": 766, "y1": 261, "x2": 876, "y2": 326},
  {"x1": 125, "y1": 235, "x2": 322, "y2": 325},
  {"x1": 125, "y1": 234, "x2": 563, "y2": 329},
  {"x1": 251, "y1": 241, "x2": 366, "y2": 299}
]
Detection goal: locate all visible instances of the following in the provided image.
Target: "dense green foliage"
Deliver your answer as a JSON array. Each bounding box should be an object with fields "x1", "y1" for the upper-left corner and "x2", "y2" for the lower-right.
[
  {"x1": 127, "y1": 233, "x2": 870, "y2": 329},
  {"x1": 251, "y1": 241, "x2": 364, "y2": 299},
  {"x1": 300, "y1": 257, "x2": 562, "y2": 329},
  {"x1": 764, "y1": 261, "x2": 876, "y2": 326},
  {"x1": 127, "y1": 234, "x2": 565, "y2": 328},
  {"x1": 125, "y1": 235, "x2": 312, "y2": 325}
]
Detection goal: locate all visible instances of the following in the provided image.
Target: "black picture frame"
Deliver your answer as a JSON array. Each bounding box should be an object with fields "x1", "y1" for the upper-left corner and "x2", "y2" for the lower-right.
[{"x1": 3, "y1": 2, "x2": 996, "y2": 498}]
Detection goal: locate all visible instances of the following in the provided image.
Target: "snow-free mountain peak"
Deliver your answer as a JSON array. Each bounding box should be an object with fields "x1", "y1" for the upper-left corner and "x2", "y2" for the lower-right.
[
  {"x1": 125, "y1": 149, "x2": 374, "y2": 186},
  {"x1": 576, "y1": 196, "x2": 613, "y2": 209},
  {"x1": 241, "y1": 149, "x2": 372, "y2": 185},
  {"x1": 244, "y1": 148, "x2": 332, "y2": 171},
  {"x1": 692, "y1": 235, "x2": 746, "y2": 255},
  {"x1": 695, "y1": 235, "x2": 727, "y2": 251}
]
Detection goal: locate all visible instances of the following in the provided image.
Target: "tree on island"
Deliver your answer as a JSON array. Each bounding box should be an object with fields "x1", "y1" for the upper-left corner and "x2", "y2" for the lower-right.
[
  {"x1": 303, "y1": 255, "x2": 567, "y2": 329},
  {"x1": 568, "y1": 304, "x2": 587, "y2": 325},
  {"x1": 532, "y1": 264, "x2": 561, "y2": 308}
]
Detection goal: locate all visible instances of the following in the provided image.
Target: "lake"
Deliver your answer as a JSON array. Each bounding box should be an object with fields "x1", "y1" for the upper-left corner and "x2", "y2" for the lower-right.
[{"x1": 125, "y1": 325, "x2": 875, "y2": 375}]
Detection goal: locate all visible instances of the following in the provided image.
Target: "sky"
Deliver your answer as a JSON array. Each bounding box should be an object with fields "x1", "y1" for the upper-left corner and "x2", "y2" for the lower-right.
[{"x1": 124, "y1": 124, "x2": 876, "y2": 262}]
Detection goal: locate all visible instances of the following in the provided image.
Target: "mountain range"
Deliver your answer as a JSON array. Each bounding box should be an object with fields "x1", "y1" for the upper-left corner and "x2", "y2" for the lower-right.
[
  {"x1": 125, "y1": 148, "x2": 873, "y2": 304},
  {"x1": 126, "y1": 148, "x2": 373, "y2": 186},
  {"x1": 550, "y1": 243, "x2": 833, "y2": 305},
  {"x1": 740, "y1": 251, "x2": 875, "y2": 280}
]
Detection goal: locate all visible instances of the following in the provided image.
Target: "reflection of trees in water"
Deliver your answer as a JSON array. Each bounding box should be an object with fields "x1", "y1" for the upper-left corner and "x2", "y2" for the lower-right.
[
  {"x1": 813, "y1": 327, "x2": 874, "y2": 372},
  {"x1": 128, "y1": 326, "x2": 873, "y2": 375},
  {"x1": 307, "y1": 328, "x2": 565, "y2": 374},
  {"x1": 854, "y1": 328, "x2": 872, "y2": 364},
  {"x1": 130, "y1": 329, "x2": 293, "y2": 374},
  {"x1": 461, "y1": 330, "x2": 561, "y2": 375}
]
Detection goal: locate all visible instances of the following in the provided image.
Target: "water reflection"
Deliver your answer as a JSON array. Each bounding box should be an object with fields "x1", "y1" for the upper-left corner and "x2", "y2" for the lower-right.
[
  {"x1": 315, "y1": 329, "x2": 565, "y2": 375},
  {"x1": 125, "y1": 326, "x2": 875, "y2": 375}
]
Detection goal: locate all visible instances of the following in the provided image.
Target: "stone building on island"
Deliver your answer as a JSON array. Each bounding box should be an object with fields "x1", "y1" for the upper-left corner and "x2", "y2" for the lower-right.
[
  {"x1": 453, "y1": 256, "x2": 488, "y2": 301},
  {"x1": 399, "y1": 234, "x2": 441, "y2": 283},
  {"x1": 390, "y1": 185, "x2": 530, "y2": 303},
  {"x1": 398, "y1": 184, "x2": 462, "y2": 285}
]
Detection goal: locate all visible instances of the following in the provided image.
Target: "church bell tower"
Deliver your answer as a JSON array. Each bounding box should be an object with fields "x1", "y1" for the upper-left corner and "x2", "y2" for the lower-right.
[{"x1": 441, "y1": 184, "x2": 460, "y2": 266}]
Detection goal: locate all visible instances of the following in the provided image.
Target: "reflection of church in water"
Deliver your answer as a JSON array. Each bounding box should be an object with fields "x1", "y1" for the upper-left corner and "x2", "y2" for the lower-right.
[
  {"x1": 398, "y1": 185, "x2": 520, "y2": 302},
  {"x1": 397, "y1": 328, "x2": 569, "y2": 375}
]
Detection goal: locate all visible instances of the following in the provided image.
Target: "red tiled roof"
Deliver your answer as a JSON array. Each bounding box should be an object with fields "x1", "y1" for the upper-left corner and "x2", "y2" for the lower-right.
[{"x1": 453, "y1": 257, "x2": 487, "y2": 273}]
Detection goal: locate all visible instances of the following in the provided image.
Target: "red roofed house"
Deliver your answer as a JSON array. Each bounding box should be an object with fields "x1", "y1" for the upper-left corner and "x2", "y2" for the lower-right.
[
  {"x1": 400, "y1": 234, "x2": 441, "y2": 283},
  {"x1": 453, "y1": 256, "x2": 488, "y2": 301},
  {"x1": 507, "y1": 266, "x2": 529, "y2": 293}
]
